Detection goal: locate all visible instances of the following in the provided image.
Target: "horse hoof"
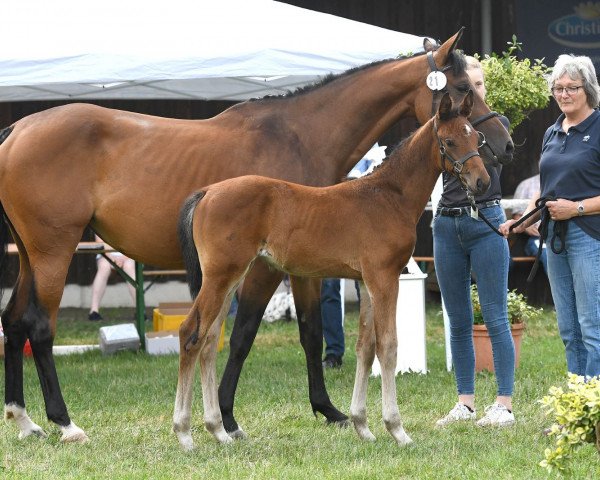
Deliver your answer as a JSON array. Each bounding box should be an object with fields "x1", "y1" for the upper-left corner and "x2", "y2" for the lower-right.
[
  {"x1": 18, "y1": 425, "x2": 48, "y2": 440},
  {"x1": 60, "y1": 422, "x2": 89, "y2": 443},
  {"x1": 177, "y1": 433, "x2": 195, "y2": 452},
  {"x1": 327, "y1": 418, "x2": 351, "y2": 429},
  {"x1": 395, "y1": 432, "x2": 413, "y2": 446},
  {"x1": 228, "y1": 428, "x2": 247, "y2": 440}
]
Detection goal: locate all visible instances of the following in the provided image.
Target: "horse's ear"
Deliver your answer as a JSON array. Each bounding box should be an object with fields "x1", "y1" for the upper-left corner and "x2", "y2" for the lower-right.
[
  {"x1": 438, "y1": 92, "x2": 453, "y2": 118},
  {"x1": 423, "y1": 37, "x2": 439, "y2": 52},
  {"x1": 459, "y1": 90, "x2": 474, "y2": 118},
  {"x1": 433, "y1": 27, "x2": 464, "y2": 64}
]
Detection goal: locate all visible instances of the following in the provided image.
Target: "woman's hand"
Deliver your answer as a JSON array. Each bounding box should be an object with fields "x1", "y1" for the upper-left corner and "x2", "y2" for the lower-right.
[
  {"x1": 546, "y1": 199, "x2": 578, "y2": 220},
  {"x1": 499, "y1": 219, "x2": 521, "y2": 237}
]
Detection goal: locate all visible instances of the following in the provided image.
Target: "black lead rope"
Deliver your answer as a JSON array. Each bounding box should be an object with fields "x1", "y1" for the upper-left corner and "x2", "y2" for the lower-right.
[{"x1": 508, "y1": 196, "x2": 567, "y2": 282}]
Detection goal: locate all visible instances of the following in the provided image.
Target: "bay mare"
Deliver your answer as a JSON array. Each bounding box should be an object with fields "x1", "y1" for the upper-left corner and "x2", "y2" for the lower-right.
[
  {"x1": 174, "y1": 92, "x2": 489, "y2": 449},
  {"x1": 0, "y1": 29, "x2": 512, "y2": 443}
]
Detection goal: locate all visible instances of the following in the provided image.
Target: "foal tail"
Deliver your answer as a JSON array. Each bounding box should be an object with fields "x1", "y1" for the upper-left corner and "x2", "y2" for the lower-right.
[{"x1": 177, "y1": 191, "x2": 206, "y2": 299}]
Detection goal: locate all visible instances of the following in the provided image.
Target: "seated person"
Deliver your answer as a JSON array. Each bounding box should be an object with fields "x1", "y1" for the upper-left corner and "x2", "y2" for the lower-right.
[
  {"x1": 88, "y1": 235, "x2": 136, "y2": 321},
  {"x1": 511, "y1": 174, "x2": 547, "y2": 274}
]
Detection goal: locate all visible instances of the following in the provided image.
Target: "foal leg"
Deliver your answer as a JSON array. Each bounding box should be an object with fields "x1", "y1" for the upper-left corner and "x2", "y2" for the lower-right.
[
  {"x1": 350, "y1": 282, "x2": 377, "y2": 441},
  {"x1": 219, "y1": 260, "x2": 284, "y2": 437},
  {"x1": 371, "y1": 279, "x2": 412, "y2": 446},
  {"x1": 291, "y1": 277, "x2": 348, "y2": 426},
  {"x1": 174, "y1": 286, "x2": 235, "y2": 449}
]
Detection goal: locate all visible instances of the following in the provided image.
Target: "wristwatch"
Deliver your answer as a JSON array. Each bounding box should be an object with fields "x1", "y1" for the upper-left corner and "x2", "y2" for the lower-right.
[{"x1": 577, "y1": 201, "x2": 585, "y2": 216}]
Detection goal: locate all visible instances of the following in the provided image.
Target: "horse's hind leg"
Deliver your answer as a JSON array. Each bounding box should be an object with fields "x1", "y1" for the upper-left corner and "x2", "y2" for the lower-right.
[
  {"x1": 3, "y1": 274, "x2": 47, "y2": 439},
  {"x1": 218, "y1": 260, "x2": 285, "y2": 438},
  {"x1": 4, "y1": 242, "x2": 88, "y2": 443},
  {"x1": 290, "y1": 277, "x2": 349, "y2": 426},
  {"x1": 350, "y1": 281, "x2": 377, "y2": 441},
  {"x1": 173, "y1": 284, "x2": 233, "y2": 451}
]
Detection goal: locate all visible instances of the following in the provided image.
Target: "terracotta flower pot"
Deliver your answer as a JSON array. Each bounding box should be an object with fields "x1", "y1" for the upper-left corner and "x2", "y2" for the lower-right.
[{"x1": 473, "y1": 322, "x2": 524, "y2": 373}]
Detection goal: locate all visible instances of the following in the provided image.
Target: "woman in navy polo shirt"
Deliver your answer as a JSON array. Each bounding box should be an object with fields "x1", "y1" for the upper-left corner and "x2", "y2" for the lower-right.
[
  {"x1": 501, "y1": 54, "x2": 600, "y2": 378},
  {"x1": 434, "y1": 56, "x2": 515, "y2": 428}
]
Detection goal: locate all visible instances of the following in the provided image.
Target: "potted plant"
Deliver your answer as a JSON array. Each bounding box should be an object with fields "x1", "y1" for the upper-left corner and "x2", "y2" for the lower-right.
[
  {"x1": 539, "y1": 374, "x2": 600, "y2": 473},
  {"x1": 478, "y1": 36, "x2": 551, "y2": 132},
  {"x1": 471, "y1": 285, "x2": 542, "y2": 372}
]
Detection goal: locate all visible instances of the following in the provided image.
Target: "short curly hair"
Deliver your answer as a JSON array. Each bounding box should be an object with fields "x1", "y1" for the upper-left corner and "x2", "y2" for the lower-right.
[{"x1": 548, "y1": 54, "x2": 600, "y2": 108}]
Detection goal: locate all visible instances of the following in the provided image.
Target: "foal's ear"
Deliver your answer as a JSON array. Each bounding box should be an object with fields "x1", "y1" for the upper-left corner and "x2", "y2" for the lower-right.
[
  {"x1": 423, "y1": 37, "x2": 439, "y2": 52},
  {"x1": 438, "y1": 92, "x2": 453, "y2": 118},
  {"x1": 459, "y1": 90, "x2": 474, "y2": 118}
]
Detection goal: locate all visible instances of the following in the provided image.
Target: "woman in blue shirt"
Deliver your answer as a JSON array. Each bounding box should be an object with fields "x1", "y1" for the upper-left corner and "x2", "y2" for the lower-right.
[{"x1": 501, "y1": 54, "x2": 600, "y2": 378}]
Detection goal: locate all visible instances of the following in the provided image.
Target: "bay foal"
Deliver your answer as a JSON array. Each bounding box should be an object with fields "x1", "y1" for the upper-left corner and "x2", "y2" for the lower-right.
[{"x1": 174, "y1": 91, "x2": 490, "y2": 449}]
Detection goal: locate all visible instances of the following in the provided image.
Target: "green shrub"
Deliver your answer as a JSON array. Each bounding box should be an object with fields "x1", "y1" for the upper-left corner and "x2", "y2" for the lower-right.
[
  {"x1": 539, "y1": 374, "x2": 600, "y2": 473},
  {"x1": 470, "y1": 284, "x2": 543, "y2": 325},
  {"x1": 479, "y1": 36, "x2": 551, "y2": 132}
]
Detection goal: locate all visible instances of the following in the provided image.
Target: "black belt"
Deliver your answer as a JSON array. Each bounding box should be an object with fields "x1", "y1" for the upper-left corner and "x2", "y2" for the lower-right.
[{"x1": 437, "y1": 199, "x2": 501, "y2": 217}]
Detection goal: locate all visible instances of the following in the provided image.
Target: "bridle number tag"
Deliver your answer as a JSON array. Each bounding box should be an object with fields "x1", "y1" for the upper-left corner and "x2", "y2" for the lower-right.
[{"x1": 426, "y1": 71, "x2": 447, "y2": 91}]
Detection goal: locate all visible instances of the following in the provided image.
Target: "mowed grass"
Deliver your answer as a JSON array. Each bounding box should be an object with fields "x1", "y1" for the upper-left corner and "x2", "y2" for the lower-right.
[{"x1": 1, "y1": 303, "x2": 599, "y2": 479}]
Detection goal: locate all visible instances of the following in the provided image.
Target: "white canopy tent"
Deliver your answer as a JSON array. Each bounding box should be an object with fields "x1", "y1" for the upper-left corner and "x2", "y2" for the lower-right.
[{"x1": 0, "y1": 0, "x2": 427, "y2": 102}]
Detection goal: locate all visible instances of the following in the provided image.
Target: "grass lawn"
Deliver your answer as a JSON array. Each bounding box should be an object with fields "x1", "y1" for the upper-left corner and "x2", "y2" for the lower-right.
[{"x1": 1, "y1": 302, "x2": 599, "y2": 479}]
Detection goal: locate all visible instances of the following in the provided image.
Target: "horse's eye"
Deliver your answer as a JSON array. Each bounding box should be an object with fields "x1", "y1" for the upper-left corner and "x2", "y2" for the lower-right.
[{"x1": 445, "y1": 139, "x2": 455, "y2": 147}]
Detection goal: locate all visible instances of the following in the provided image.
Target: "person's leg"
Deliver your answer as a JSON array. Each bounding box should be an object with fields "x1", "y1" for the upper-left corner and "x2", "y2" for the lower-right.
[
  {"x1": 89, "y1": 257, "x2": 112, "y2": 320},
  {"x1": 321, "y1": 278, "x2": 344, "y2": 366},
  {"x1": 563, "y1": 223, "x2": 600, "y2": 378},
  {"x1": 523, "y1": 236, "x2": 548, "y2": 275},
  {"x1": 433, "y1": 214, "x2": 475, "y2": 408},
  {"x1": 546, "y1": 222, "x2": 585, "y2": 376},
  {"x1": 470, "y1": 206, "x2": 514, "y2": 408},
  {"x1": 122, "y1": 258, "x2": 137, "y2": 302}
]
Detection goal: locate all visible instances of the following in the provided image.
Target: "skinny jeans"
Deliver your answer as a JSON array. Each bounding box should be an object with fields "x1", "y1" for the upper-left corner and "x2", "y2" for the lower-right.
[{"x1": 433, "y1": 205, "x2": 515, "y2": 396}]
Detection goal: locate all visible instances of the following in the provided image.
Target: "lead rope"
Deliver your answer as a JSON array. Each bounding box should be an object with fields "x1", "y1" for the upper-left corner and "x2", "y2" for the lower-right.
[{"x1": 508, "y1": 196, "x2": 567, "y2": 282}]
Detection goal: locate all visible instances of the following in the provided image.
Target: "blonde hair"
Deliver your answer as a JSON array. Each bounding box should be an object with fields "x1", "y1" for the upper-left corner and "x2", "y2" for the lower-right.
[{"x1": 464, "y1": 55, "x2": 483, "y2": 72}]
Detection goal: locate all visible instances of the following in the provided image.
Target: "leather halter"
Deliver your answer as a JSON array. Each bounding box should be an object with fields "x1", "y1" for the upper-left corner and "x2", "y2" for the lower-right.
[
  {"x1": 433, "y1": 118, "x2": 480, "y2": 176},
  {"x1": 427, "y1": 51, "x2": 501, "y2": 161}
]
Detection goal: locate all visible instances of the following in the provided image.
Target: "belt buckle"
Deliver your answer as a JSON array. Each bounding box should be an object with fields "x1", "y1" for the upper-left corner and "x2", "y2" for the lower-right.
[{"x1": 449, "y1": 207, "x2": 463, "y2": 216}]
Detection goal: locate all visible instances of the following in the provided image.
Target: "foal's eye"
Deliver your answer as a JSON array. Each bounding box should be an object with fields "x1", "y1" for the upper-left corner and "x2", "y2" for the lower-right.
[{"x1": 445, "y1": 139, "x2": 455, "y2": 147}]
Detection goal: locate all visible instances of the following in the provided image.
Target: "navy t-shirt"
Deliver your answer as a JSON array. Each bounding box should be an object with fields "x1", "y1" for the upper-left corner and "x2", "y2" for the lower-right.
[
  {"x1": 438, "y1": 115, "x2": 509, "y2": 207},
  {"x1": 540, "y1": 109, "x2": 600, "y2": 240}
]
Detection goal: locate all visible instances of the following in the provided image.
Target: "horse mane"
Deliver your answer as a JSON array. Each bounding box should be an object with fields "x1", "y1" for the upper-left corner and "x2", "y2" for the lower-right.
[{"x1": 251, "y1": 50, "x2": 431, "y2": 103}]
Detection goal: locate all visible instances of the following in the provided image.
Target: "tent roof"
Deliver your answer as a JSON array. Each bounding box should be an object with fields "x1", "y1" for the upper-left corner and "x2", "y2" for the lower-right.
[{"x1": 0, "y1": 0, "x2": 426, "y2": 102}]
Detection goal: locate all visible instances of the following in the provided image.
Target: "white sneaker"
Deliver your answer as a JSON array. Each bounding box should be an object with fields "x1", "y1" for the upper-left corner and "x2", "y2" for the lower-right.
[
  {"x1": 435, "y1": 402, "x2": 476, "y2": 427},
  {"x1": 476, "y1": 402, "x2": 515, "y2": 427}
]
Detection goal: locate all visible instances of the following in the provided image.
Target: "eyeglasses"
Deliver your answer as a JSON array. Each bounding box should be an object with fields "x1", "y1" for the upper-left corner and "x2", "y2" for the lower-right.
[{"x1": 551, "y1": 85, "x2": 583, "y2": 96}]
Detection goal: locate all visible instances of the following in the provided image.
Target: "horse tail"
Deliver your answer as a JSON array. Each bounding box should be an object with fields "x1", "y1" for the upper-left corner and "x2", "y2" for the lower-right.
[
  {"x1": 0, "y1": 127, "x2": 15, "y2": 309},
  {"x1": 177, "y1": 191, "x2": 206, "y2": 299},
  {"x1": 0, "y1": 200, "x2": 11, "y2": 310}
]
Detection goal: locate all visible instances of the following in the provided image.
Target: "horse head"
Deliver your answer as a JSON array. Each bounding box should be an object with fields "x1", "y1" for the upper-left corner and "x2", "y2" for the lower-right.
[
  {"x1": 435, "y1": 91, "x2": 490, "y2": 196},
  {"x1": 415, "y1": 29, "x2": 514, "y2": 167}
]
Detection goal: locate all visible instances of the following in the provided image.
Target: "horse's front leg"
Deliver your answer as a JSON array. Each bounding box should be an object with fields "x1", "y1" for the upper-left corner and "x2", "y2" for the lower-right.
[
  {"x1": 218, "y1": 260, "x2": 284, "y2": 438},
  {"x1": 350, "y1": 281, "x2": 377, "y2": 441},
  {"x1": 291, "y1": 277, "x2": 349, "y2": 426},
  {"x1": 371, "y1": 278, "x2": 412, "y2": 446}
]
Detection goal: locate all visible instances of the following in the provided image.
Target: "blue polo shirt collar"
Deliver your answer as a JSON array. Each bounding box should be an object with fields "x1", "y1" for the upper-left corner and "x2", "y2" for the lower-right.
[{"x1": 551, "y1": 109, "x2": 600, "y2": 133}]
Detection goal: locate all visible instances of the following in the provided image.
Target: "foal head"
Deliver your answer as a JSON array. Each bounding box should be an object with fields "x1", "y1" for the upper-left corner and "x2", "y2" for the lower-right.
[{"x1": 435, "y1": 91, "x2": 490, "y2": 196}]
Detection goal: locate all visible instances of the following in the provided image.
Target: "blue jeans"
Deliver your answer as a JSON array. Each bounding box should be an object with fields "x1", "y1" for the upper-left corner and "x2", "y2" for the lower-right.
[
  {"x1": 433, "y1": 205, "x2": 514, "y2": 396},
  {"x1": 546, "y1": 220, "x2": 600, "y2": 377},
  {"x1": 321, "y1": 278, "x2": 344, "y2": 357}
]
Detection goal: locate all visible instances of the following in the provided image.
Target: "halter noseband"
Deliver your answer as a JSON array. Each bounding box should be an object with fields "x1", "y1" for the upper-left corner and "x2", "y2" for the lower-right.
[
  {"x1": 427, "y1": 51, "x2": 501, "y2": 161},
  {"x1": 433, "y1": 118, "x2": 480, "y2": 176}
]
